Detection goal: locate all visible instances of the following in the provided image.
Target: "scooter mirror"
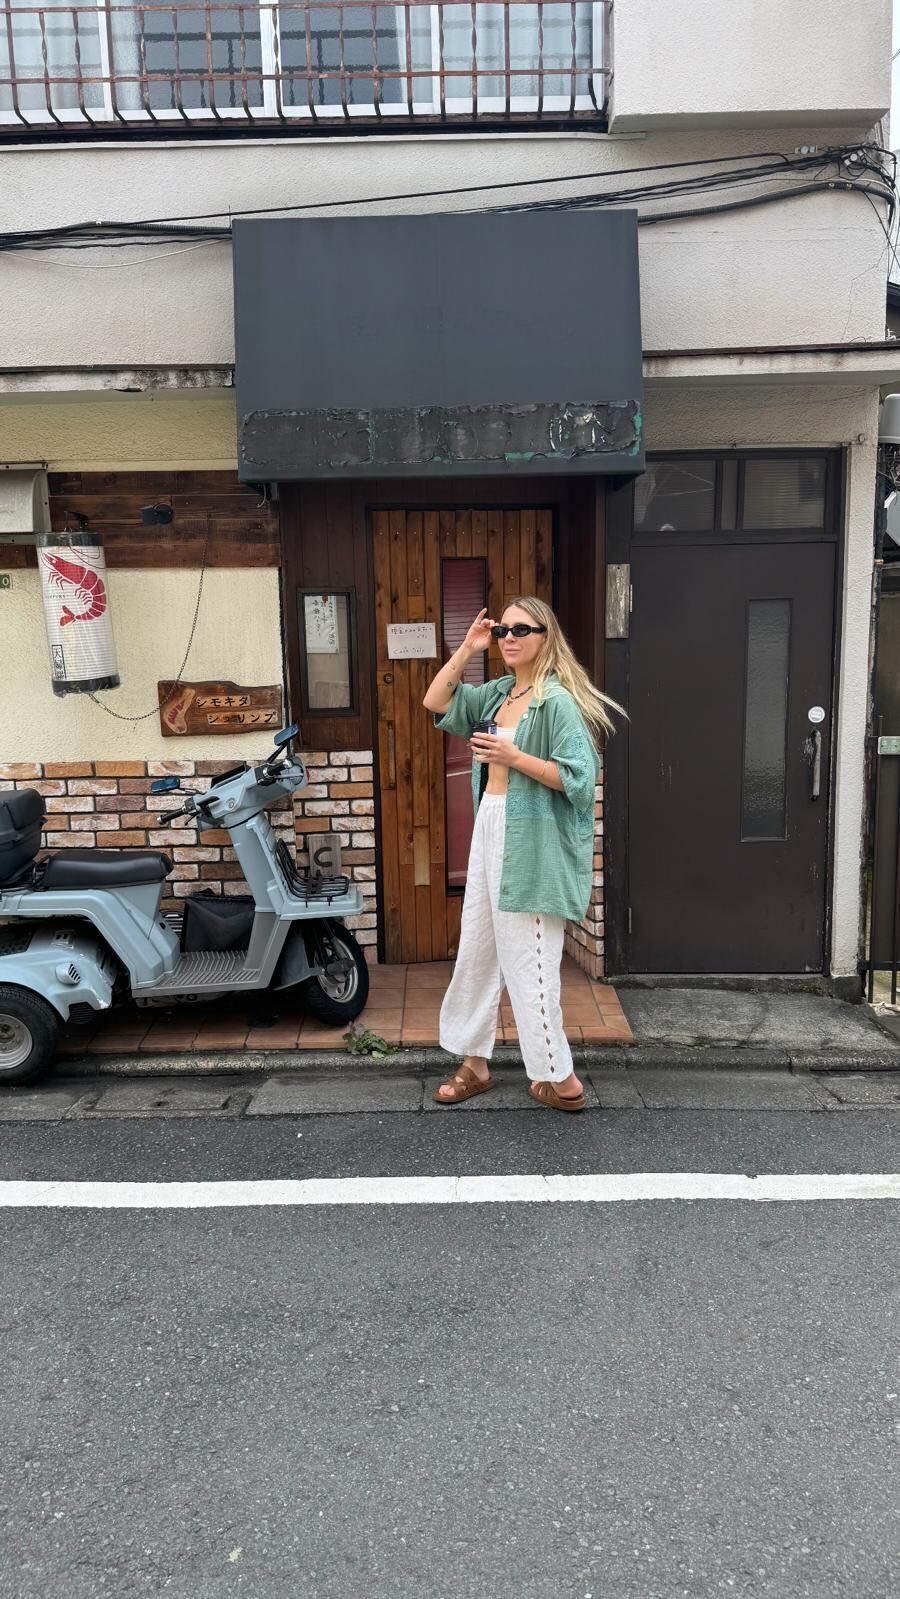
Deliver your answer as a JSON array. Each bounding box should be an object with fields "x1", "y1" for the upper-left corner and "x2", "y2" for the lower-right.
[
  {"x1": 150, "y1": 776, "x2": 181, "y2": 793},
  {"x1": 273, "y1": 724, "x2": 299, "y2": 748}
]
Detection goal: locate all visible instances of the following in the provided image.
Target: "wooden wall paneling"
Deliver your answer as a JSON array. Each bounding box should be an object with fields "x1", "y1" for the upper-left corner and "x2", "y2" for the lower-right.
[
  {"x1": 406, "y1": 512, "x2": 433, "y2": 960},
  {"x1": 423, "y1": 510, "x2": 449, "y2": 958},
  {"x1": 502, "y1": 510, "x2": 520, "y2": 607},
  {"x1": 486, "y1": 509, "x2": 503, "y2": 666},
  {"x1": 446, "y1": 892, "x2": 462, "y2": 959},
  {"x1": 324, "y1": 482, "x2": 353, "y2": 586},
  {"x1": 352, "y1": 488, "x2": 375, "y2": 749},
  {"x1": 593, "y1": 481, "x2": 607, "y2": 689},
  {"x1": 439, "y1": 507, "x2": 456, "y2": 562},
  {"x1": 535, "y1": 509, "x2": 553, "y2": 601},
  {"x1": 388, "y1": 510, "x2": 417, "y2": 957},
  {"x1": 519, "y1": 508, "x2": 537, "y2": 596},
  {"x1": 406, "y1": 511, "x2": 425, "y2": 621},
  {"x1": 454, "y1": 510, "x2": 472, "y2": 557},
  {"x1": 372, "y1": 510, "x2": 401, "y2": 963},
  {"x1": 470, "y1": 508, "x2": 487, "y2": 564},
  {"x1": 46, "y1": 472, "x2": 281, "y2": 567}
]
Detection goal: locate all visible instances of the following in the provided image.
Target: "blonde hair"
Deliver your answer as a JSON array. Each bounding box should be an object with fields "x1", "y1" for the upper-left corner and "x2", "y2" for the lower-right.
[{"x1": 499, "y1": 596, "x2": 629, "y2": 744}]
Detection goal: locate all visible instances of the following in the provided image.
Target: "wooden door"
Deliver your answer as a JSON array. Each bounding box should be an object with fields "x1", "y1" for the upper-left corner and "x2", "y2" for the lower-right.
[{"x1": 373, "y1": 508, "x2": 553, "y2": 963}]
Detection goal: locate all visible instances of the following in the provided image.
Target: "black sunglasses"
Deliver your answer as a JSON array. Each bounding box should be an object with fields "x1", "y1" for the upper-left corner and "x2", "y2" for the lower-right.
[{"x1": 490, "y1": 623, "x2": 548, "y2": 640}]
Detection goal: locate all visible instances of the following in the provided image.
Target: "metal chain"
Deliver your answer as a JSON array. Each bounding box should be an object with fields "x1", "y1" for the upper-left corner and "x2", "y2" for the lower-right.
[{"x1": 87, "y1": 530, "x2": 210, "y2": 722}]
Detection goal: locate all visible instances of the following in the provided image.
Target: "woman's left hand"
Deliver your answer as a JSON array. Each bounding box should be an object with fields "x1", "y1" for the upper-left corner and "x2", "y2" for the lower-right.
[{"x1": 469, "y1": 733, "x2": 521, "y2": 768}]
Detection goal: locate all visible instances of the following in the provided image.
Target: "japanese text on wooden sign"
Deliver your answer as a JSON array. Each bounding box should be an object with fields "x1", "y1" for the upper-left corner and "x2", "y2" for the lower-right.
[{"x1": 158, "y1": 679, "x2": 284, "y2": 737}]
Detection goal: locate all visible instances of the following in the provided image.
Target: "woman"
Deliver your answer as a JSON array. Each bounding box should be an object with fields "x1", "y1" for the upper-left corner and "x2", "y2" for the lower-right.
[{"x1": 423, "y1": 597, "x2": 626, "y2": 1113}]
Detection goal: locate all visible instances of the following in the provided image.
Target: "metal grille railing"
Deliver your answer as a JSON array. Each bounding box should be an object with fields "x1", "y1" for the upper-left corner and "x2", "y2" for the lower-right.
[{"x1": 1, "y1": 0, "x2": 608, "y2": 128}]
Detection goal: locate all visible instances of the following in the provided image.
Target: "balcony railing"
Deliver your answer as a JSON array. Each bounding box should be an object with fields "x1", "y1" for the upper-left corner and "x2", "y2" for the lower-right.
[{"x1": 1, "y1": 0, "x2": 608, "y2": 130}]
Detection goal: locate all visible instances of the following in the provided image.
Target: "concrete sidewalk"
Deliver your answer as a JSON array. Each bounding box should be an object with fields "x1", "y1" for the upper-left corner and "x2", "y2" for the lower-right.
[
  {"x1": 54, "y1": 983, "x2": 900, "y2": 1077},
  {"x1": 4, "y1": 1063, "x2": 900, "y2": 1120}
]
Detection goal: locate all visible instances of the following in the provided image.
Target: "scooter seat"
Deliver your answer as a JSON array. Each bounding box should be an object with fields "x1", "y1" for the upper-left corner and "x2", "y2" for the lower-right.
[{"x1": 40, "y1": 849, "x2": 172, "y2": 889}]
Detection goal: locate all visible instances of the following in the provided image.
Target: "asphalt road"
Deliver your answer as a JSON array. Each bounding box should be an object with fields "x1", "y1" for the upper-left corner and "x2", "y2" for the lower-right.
[{"x1": 0, "y1": 1104, "x2": 898, "y2": 1599}]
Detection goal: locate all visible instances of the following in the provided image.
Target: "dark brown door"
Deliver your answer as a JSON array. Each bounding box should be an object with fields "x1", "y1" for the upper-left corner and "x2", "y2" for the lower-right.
[
  {"x1": 628, "y1": 541, "x2": 836, "y2": 972},
  {"x1": 373, "y1": 508, "x2": 552, "y2": 963}
]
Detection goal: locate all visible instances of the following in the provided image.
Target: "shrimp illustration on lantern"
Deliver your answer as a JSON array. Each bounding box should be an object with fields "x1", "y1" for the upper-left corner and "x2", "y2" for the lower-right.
[{"x1": 37, "y1": 530, "x2": 119, "y2": 696}]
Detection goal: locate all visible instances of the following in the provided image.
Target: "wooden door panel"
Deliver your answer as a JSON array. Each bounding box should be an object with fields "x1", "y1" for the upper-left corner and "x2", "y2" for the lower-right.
[
  {"x1": 376, "y1": 507, "x2": 552, "y2": 962},
  {"x1": 372, "y1": 512, "x2": 401, "y2": 963}
]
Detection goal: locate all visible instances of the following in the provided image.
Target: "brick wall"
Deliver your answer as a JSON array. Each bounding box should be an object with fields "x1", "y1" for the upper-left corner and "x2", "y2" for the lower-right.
[
  {"x1": 0, "y1": 753, "x2": 379, "y2": 959},
  {"x1": 1, "y1": 752, "x2": 601, "y2": 975},
  {"x1": 293, "y1": 751, "x2": 607, "y2": 978},
  {"x1": 290, "y1": 750, "x2": 377, "y2": 951},
  {"x1": 564, "y1": 772, "x2": 604, "y2": 981}
]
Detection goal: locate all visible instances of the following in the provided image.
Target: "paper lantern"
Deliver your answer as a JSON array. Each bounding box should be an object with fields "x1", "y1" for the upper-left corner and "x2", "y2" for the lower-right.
[{"x1": 37, "y1": 533, "x2": 119, "y2": 696}]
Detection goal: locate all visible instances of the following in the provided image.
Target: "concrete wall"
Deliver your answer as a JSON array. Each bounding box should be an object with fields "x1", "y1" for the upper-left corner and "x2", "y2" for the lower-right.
[
  {"x1": 1, "y1": 566, "x2": 284, "y2": 763},
  {"x1": 610, "y1": 0, "x2": 891, "y2": 131},
  {"x1": 0, "y1": 127, "x2": 889, "y2": 376}
]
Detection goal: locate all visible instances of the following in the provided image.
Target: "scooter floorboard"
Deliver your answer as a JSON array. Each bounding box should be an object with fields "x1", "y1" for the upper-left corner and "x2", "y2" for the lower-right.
[{"x1": 136, "y1": 950, "x2": 262, "y2": 999}]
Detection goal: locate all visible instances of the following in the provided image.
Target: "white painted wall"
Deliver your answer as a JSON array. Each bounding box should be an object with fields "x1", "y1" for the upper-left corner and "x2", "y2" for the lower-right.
[
  {"x1": 610, "y1": 0, "x2": 891, "y2": 131},
  {"x1": 1, "y1": 568, "x2": 284, "y2": 763},
  {"x1": 0, "y1": 128, "x2": 889, "y2": 375}
]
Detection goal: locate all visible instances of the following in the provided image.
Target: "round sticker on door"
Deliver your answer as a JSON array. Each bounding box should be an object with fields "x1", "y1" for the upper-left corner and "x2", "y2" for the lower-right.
[{"x1": 808, "y1": 706, "x2": 826, "y2": 724}]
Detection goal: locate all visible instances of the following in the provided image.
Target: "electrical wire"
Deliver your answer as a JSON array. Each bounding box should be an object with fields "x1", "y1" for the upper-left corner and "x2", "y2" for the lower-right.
[
  {"x1": 0, "y1": 142, "x2": 892, "y2": 254},
  {"x1": 16, "y1": 238, "x2": 229, "y2": 269}
]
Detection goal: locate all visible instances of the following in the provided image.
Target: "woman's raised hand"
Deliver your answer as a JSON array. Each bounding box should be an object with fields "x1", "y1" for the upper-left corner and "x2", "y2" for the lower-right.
[{"x1": 462, "y1": 608, "x2": 495, "y2": 655}]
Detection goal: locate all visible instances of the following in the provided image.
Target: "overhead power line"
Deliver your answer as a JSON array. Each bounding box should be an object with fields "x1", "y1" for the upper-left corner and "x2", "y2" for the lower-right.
[{"x1": 0, "y1": 142, "x2": 892, "y2": 254}]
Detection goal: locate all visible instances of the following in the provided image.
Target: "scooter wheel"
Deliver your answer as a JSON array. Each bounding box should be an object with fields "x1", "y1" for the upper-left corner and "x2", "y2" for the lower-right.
[
  {"x1": 0, "y1": 985, "x2": 60, "y2": 1086},
  {"x1": 298, "y1": 923, "x2": 370, "y2": 1026}
]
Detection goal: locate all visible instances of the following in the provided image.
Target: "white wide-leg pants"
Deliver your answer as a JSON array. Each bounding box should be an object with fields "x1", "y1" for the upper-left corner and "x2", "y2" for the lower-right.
[{"x1": 439, "y1": 793, "x2": 573, "y2": 1083}]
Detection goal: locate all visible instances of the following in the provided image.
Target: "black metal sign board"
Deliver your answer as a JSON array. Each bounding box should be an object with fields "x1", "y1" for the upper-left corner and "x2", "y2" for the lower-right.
[{"x1": 233, "y1": 210, "x2": 643, "y2": 480}]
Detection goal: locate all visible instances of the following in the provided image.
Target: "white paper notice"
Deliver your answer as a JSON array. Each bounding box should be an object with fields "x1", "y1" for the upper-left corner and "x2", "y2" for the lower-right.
[{"x1": 387, "y1": 623, "x2": 437, "y2": 660}]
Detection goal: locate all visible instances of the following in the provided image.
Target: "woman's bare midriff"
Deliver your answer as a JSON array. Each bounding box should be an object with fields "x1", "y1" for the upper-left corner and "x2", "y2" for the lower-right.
[{"x1": 483, "y1": 696, "x2": 534, "y2": 795}]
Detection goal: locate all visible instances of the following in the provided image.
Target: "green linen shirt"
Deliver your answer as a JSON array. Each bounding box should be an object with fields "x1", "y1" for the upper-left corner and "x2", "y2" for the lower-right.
[{"x1": 433, "y1": 672, "x2": 601, "y2": 921}]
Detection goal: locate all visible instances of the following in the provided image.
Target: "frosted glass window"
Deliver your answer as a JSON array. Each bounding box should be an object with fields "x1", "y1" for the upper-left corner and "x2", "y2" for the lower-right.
[
  {"x1": 742, "y1": 459, "x2": 826, "y2": 529},
  {"x1": 741, "y1": 599, "x2": 791, "y2": 839}
]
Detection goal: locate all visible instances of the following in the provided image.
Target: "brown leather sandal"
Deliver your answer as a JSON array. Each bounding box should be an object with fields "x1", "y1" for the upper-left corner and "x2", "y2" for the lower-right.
[
  {"x1": 529, "y1": 1080, "x2": 587, "y2": 1113},
  {"x1": 433, "y1": 1062, "x2": 496, "y2": 1105}
]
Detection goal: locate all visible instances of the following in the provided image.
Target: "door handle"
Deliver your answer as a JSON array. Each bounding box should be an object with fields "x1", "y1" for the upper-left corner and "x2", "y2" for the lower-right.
[
  {"x1": 386, "y1": 721, "x2": 396, "y2": 789},
  {"x1": 809, "y1": 728, "x2": 822, "y2": 800}
]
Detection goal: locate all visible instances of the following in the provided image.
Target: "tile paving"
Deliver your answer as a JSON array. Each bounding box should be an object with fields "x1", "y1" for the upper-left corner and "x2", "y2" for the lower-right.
[{"x1": 59, "y1": 956, "x2": 632, "y2": 1057}]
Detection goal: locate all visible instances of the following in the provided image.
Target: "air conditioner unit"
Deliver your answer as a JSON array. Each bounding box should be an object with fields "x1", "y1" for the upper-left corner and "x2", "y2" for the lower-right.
[{"x1": 0, "y1": 465, "x2": 51, "y2": 538}]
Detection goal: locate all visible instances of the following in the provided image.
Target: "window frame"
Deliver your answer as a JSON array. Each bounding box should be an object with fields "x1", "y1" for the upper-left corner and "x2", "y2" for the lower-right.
[
  {"x1": 295, "y1": 585, "x2": 358, "y2": 720},
  {"x1": 631, "y1": 450, "x2": 839, "y2": 546}
]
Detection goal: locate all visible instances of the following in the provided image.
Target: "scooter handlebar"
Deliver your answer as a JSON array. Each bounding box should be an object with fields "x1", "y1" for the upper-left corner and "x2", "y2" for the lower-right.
[{"x1": 157, "y1": 792, "x2": 207, "y2": 824}]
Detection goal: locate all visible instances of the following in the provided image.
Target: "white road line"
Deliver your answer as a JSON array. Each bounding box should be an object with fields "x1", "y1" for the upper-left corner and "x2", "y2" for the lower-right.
[{"x1": 0, "y1": 1174, "x2": 897, "y2": 1208}]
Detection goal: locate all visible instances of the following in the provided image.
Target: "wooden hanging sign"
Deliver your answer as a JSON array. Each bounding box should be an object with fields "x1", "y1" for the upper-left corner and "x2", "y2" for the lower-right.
[{"x1": 158, "y1": 679, "x2": 284, "y2": 737}]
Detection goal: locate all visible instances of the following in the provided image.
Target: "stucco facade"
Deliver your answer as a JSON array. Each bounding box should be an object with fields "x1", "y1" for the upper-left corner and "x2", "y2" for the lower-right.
[{"x1": 0, "y1": 127, "x2": 889, "y2": 369}]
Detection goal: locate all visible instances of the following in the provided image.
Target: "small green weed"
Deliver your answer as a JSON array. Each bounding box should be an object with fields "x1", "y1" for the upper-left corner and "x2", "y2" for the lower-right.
[{"x1": 342, "y1": 1022, "x2": 395, "y2": 1058}]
